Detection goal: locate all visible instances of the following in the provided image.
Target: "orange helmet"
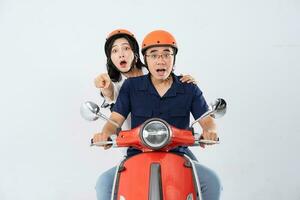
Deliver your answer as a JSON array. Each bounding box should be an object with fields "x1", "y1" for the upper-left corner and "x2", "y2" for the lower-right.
[
  {"x1": 141, "y1": 30, "x2": 178, "y2": 55},
  {"x1": 104, "y1": 29, "x2": 139, "y2": 57}
]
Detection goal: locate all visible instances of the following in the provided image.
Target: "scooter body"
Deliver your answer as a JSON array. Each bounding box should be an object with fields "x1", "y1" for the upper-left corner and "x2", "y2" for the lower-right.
[
  {"x1": 109, "y1": 120, "x2": 201, "y2": 200},
  {"x1": 80, "y1": 98, "x2": 227, "y2": 200}
]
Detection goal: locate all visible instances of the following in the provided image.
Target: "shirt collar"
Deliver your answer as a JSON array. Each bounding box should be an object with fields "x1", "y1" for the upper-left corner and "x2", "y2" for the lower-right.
[{"x1": 138, "y1": 73, "x2": 185, "y2": 97}]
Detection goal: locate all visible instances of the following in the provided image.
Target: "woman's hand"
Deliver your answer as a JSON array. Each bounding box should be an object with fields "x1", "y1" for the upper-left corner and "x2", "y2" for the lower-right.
[
  {"x1": 94, "y1": 73, "x2": 112, "y2": 89},
  {"x1": 179, "y1": 74, "x2": 197, "y2": 84},
  {"x1": 94, "y1": 73, "x2": 114, "y2": 100}
]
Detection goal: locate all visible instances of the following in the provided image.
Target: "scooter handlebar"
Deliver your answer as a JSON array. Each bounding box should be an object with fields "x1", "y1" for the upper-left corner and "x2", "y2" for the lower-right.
[
  {"x1": 90, "y1": 135, "x2": 117, "y2": 147},
  {"x1": 198, "y1": 139, "x2": 220, "y2": 145},
  {"x1": 193, "y1": 133, "x2": 220, "y2": 146},
  {"x1": 89, "y1": 133, "x2": 219, "y2": 147}
]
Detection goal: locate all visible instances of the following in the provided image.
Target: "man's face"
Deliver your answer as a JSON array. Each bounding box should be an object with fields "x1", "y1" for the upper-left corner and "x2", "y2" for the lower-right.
[{"x1": 144, "y1": 46, "x2": 174, "y2": 81}]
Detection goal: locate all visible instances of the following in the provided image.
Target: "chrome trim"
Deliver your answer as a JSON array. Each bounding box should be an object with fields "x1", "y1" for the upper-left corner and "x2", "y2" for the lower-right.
[
  {"x1": 110, "y1": 157, "x2": 127, "y2": 200},
  {"x1": 110, "y1": 134, "x2": 118, "y2": 147},
  {"x1": 184, "y1": 155, "x2": 202, "y2": 200},
  {"x1": 187, "y1": 193, "x2": 193, "y2": 200},
  {"x1": 139, "y1": 118, "x2": 172, "y2": 150},
  {"x1": 120, "y1": 195, "x2": 125, "y2": 200}
]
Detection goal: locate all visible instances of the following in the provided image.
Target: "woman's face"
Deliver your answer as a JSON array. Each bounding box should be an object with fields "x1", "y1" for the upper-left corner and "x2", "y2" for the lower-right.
[{"x1": 110, "y1": 37, "x2": 135, "y2": 73}]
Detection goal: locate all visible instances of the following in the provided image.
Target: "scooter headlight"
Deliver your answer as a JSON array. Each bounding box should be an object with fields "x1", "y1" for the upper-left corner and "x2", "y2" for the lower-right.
[{"x1": 140, "y1": 119, "x2": 171, "y2": 150}]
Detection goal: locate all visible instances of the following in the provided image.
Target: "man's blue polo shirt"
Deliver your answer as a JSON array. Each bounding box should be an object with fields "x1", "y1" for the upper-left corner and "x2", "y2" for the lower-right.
[{"x1": 113, "y1": 73, "x2": 209, "y2": 130}]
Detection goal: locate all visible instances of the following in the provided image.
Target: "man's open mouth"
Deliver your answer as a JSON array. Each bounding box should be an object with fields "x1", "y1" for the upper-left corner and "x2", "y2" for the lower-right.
[{"x1": 156, "y1": 68, "x2": 166, "y2": 72}]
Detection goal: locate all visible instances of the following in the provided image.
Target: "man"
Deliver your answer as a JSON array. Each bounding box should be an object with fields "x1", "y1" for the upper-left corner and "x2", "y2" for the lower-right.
[{"x1": 94, "y1": 30, "x2": 221, "y2": 200}]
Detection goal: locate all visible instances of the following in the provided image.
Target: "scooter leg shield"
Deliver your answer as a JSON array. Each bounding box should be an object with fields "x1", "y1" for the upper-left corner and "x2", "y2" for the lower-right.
[{"x1": 112, "y1": 152, "x2": 199, "y2": 200}]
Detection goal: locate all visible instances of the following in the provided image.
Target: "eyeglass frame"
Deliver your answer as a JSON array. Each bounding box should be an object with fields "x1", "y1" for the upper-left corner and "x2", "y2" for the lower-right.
[{"x1": 145, "y1": 53, "x2": 174, "y2": 60}]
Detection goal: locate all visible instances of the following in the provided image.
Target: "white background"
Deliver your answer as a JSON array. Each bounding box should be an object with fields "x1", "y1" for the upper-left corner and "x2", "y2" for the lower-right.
[{"x1": 0, "y1": 0, "x2": 299, "y2": 199}]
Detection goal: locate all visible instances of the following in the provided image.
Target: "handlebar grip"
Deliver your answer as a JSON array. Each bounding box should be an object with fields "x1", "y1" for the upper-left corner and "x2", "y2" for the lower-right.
[
  {"x1": 197, "y1": 135, "x2": 220, "y2": 145},
  {"x1": 90, "y1": 137, "x2": 113, "y2": 146},
  {"x1": 200, "y1": 135, "x2": 220, "y2": 141},
  {"x1": 90, "y1": 138, "x2": 94, "y2": 146}
]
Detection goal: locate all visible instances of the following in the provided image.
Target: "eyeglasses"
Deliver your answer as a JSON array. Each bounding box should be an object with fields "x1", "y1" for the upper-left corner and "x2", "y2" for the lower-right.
[{"x1": 145, "y1": 53, "x2": 174, "y2": 60}]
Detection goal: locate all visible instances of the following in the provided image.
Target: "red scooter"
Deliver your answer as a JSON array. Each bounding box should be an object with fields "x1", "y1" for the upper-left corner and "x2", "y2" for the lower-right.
[{"x1": 81, "y1": 98, "x2": 226, "y2": 200}]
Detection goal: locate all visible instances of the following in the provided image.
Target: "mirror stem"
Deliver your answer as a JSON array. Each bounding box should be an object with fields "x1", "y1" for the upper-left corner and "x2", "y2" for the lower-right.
[
  {"x1": 96, "y1": 113, "x2": 120, "y2": 128},
  {"x1": 190, "y1": 109, "x2": 214, "y2": 128}
]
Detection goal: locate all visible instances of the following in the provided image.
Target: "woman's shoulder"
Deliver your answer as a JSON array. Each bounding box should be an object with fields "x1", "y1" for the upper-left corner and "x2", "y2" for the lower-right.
[
  {"x1": 122, "y1": 75, "x2": 148, "y2": 92},
  {"x1": 126, "y1": 74, "x2": 148, "y2": 83}
]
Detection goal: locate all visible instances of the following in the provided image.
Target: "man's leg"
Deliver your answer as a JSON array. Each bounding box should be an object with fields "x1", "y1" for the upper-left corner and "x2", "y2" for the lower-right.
[
  {"x1": 95, "y1": 166, "x2": 117, "y2": 200},
  {"x1": 193, "y1": 162, "x2": 222, "y2": 200}
]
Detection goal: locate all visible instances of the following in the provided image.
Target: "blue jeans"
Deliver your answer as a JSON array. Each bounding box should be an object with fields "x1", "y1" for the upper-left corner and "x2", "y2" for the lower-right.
[{"x1": 95, "y1": 155, "x2": 222, "y2": 200}]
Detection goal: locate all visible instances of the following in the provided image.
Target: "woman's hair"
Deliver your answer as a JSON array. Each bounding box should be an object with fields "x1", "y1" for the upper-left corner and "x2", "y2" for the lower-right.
[{"x1": 106, "y1": 35, "x2": 145, "y2": 82}]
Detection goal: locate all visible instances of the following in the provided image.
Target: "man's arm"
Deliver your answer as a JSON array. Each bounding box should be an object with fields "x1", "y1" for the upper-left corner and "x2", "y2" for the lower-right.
[
  {"x1": 199, "y1": 116, "x2": 218, "y2": 141},
  {"x1": 93, "y1": 78, "x2": 132, "y2": 149},
  {"x1": 190, "y1": 85, "x2": 218, "y2": 142},
  {"x1": 92, "y1": 112, "x2": 125, "y2": 149}
]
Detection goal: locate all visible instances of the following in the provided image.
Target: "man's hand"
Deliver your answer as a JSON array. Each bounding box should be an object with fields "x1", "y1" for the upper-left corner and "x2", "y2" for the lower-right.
[
  {"x1": 94, "y1": 73, "x2": 112, "y2": 89},
  {"x1": 92, "y1": 132, "x2": 112, "y2": 150},
  {"x1": 200, "y1": 130, "x2": 218, "y2": 148},
  {"x1": 91, "y1": 112, "x2": 125, "y2": 150}
]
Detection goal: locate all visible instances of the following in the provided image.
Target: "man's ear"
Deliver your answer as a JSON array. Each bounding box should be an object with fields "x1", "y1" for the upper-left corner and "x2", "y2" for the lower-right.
[{"x1": 143, "y1": 55, "x2": 148, "y2": 66}]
